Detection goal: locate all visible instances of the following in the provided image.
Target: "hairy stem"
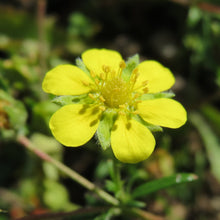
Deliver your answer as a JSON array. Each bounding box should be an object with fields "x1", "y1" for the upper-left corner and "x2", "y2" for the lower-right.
[{"x1": 17, "y1": 135, "x2": 119, "y2": 206}]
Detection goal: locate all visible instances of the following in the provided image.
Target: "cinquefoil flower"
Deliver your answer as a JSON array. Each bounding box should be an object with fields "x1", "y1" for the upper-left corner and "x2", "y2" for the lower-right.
[{"x1": 42, "y1": 49, "x2": 187, "y2": 163}]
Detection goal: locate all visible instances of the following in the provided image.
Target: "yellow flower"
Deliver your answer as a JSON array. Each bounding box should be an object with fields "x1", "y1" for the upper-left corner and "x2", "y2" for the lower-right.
[{"x1": 42, "y1": 49, "x2": 187, "y2": 163}]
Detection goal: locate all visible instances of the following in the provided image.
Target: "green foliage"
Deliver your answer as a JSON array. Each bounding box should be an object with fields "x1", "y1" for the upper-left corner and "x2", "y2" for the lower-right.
[
  {"x1": 132, "y1": 173, "x2": 198, "y2": 199},
  {"x1": 190, "y1": 112, "x2": 220, "y2": 181},
  {"x1": 1, "y1": 1, "x2": 220, "y2": 219}
]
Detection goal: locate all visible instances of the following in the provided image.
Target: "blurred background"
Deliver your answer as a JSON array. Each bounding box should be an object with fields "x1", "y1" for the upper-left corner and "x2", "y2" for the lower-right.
[{"x1": 0, "y1": 0, "x2": 220, "y2": 219}]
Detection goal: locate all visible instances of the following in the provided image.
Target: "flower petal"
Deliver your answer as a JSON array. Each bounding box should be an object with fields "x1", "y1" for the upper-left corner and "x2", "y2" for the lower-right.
[
  {"x1": 138, "y1": 98, "x2": 187, "y2": 128},
  {"x1": 49, "y1": 104, "x2": 101, "y2": 146},
  {"x1": 134, "y1": 61, "x2": 175, "y2": 93},
  {"x1": 111, "y1": 115, "x2": 155, "y2": 163},
  {"x1": 42, "y1": 64, "x2": 95, "y2": 95},
  {"x1": 82, "y1": 49, "x2": 123, "y2": 77}
]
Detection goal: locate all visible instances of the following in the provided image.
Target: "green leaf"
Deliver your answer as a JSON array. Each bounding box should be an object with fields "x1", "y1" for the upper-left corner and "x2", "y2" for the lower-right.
[
  {"x1": 0, "y1": 90, "x2": 27, "y2": 134},
  {"x1": 43, "y1": 179, "x2": 78, "y2": 211},
  {"x1": 190, "y1": 112, "x2": 220, "y2": 181},
  {"x1": 132, "y1": 173, "x2": 198, "y2": 199},
  {"x1": 187, "y1": 7, "x2": 202, "y2": 28},
  {"x1": 201, "y1": 105, "x2": 220, "y2": 132},
  {"x1": 216, "y1": 67, "x2": 220, "y2": 87}
]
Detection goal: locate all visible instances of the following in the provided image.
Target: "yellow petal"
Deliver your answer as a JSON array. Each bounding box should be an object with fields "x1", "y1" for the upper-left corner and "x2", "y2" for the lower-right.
[
  {"x1": 134, "y1": 61, "x2": 175, "y2": 93},
  {"x1": 49, "y1": 104, "x2": 101, "y2": 146},
  {"x1": 42, "y1": 64, "x2": 95, "y2": 95},
  {"x1": 111, "y1": 115, "x2": 155, "y2": 163},
  {"x1": 138, "y1": 98, "x2": 187, "y2": 128},
  {"x1": 82, "y1": 49, "x2": 123, "y2": 77}
]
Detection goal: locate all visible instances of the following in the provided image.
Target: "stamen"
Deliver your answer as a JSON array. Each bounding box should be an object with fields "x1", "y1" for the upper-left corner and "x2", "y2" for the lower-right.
[
  {"x1": 118, "y1": 111, "x2": 126, "y2": 116},
  {"x1": 95, "y1": 78, "x2": 100, "y2": 85},
  {"x1": 99, "y1": 106, "x2": 106, "y2": 111},
  {"x1": 133, "y1": 68, "x2": 138, "y2": 74},
  {"x1": 102, "y1": 65, "x2": 110, "y2": 73},
  {"x1": 132, "y1": 110, "x2": 139, "y2": 114},
  {"x1": 90, "y1": 70, "x2": 95, "y2": 78},
  {"x1": 111, "y1": 70, "x2": 116, "y2": 78},
  {"x1": 130, "y1": 68, "x2": 140, "y2": 87},
  {"x1": 119, "y1": 104, "x2": 126, "y2": 109},
  {"x1": 100, "y1": 73, "x2": 105, "y2": 80},
  {"x1": 135, "y1": 100, "x2": 142, "y2": 104},
  {"x1": 88, "y1": 93, "x2": 96, "y2": 100},
  {"x1": 99, "y1": 96, "x2": 105, "y2": 102},
  {"x1": 81, "y1": 81, "x2": 90, "y2": 86},
  {"x1": 142, "y1": 80, "x2": 149, "y2": 86},
  {"x1": 142, "y1": 87, "x2": 149, "y2": 93},
  {"x1": 133, "y1": 93, "x2": 141, "y2": 99},
  {"x1": 118, "y1": 60, "x2": 126, "y2": 77},
  {"x1": 119, "y1": 60, "x2": 126, "y2": 69}
]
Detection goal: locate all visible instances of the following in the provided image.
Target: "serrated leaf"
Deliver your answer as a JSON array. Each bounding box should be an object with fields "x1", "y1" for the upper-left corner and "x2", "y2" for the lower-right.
[{"x1": 132, "y1": 173, "x2": 198, "y2": 199}]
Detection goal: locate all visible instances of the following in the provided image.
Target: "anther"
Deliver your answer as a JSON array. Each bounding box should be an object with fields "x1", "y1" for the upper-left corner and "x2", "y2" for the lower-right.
[
  {"x1": 99, "y1": 106, "x2": 106, "y2": 111},
  {"x1": 102, "y1": 65, "x2": 110, "y2": 73},
  {"x1": 118, "y1": 111, "x2": 126, "y2": 116},
  {"x1": 142, "y1": 80, "x2": 149, "y2": 86},
  {"x1": 119, "y1": 104, "x2": 126, "y2": 109},
  {"x1": 90, "y1": 70, "x2": 96, "y2": 78},
  {"x1": 135, "y1": 100, "x2": 142, "y2": 104},
  {"x1": 111, "y1": 70, "x2": 116, "y2": 77},
  {"x1": 119, "y1": 60, "x2": 126, "y2": 69},
  {"x1": 142, "y1": 87, "x2": 149, "y2": 93},
  {"x1": 132, "y1": 110, "x2": 139, "y2": 115},
  {"x1": 133, "y1": 93, "x2": 141, "y2": 99},
  {"x1": 95, "y1": 78, "x2": 100, "y2": 85},
  {"x1": 99, "y1": 96, "x2": 105, "y2": 102},
  {"x1": 88, "y1": 93, "x2": 96, "y2": 100},
  {"x1": 100, "y1": 73, "x2": 105, "y2": 80},
  {"x1": 132, "y1": 68, "x2": 139, "y2": 75},
  {"x1": 81, "y1": 81, "x2": 90, "y2": 86}
]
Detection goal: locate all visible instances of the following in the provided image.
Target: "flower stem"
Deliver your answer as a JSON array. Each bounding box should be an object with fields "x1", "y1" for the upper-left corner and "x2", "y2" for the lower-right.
[{"x1": 17, "y1": 135, "x2": 119, "y2": 206}]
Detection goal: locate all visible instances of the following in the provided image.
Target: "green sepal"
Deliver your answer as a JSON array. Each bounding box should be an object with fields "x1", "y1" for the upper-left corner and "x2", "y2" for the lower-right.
[
  {"x1": 133, "y1": 114, "x2": 163, "y2": 132},
  {"x1": 52, "y1": 94, "x2": 94, "y2": 106},
  {"x1": 96, "y1": 110, "x2": 117, "y2": 150},
  {"x1": 138, "y1": 91, "x2": 175, "y2": 101},
  {"x1": 122, "y1": 54, "x2": 140, "y2": 81},
  {"x1": 75, "y1": 57, "x2": 90, "y2": 76}
]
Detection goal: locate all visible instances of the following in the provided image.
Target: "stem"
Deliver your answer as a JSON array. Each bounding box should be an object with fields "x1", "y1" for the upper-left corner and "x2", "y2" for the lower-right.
[
  {"x1": 17, "y1": 135, "x2": 119, "y2": 206},
  {"x1": 130, "y1": 208, "x2": 165, "y2": 220}
]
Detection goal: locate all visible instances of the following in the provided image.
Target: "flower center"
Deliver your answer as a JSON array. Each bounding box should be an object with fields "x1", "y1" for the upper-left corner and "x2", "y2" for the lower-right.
[
  {"x1": 88, "y1": 60, "x2": 149, "y2": 114},
  {"x1": 101, "y1": 77, "x2": 130, "y2": 108}
]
